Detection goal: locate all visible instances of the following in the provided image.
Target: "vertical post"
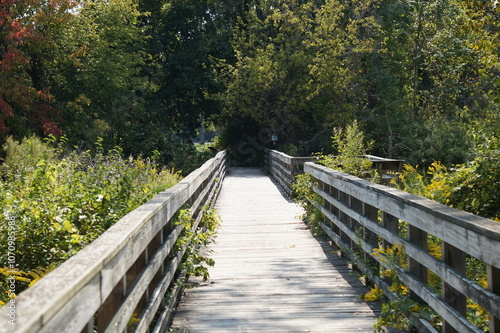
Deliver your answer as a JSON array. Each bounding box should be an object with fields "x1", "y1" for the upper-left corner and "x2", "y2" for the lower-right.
[
  {"x1": 442, "y1": 242, "x2": 466, "y2": 333},
  {"x1": 408, "y1": 225, "x2": 428, "y2": 302},
  {"x1": 363, "y1": 203, "x2": 379, "y2": 273},
  {"x1": 348, "y1": 195, "x2": 363, "y2": 252},
  {"x1": 382, "y1": 212, "x2": 399, "y2": 285},
  {"x1": 338, "y1": 190, "x2": 351, "y2": 248},
  {"x1": 96, "y1": 278, "x2": 125, "y2": 331},
  {"x1": 328, "y1": 184, "x2": 339, "y2": 235},
  {"x1": 488, "y1": 264, "x2": 500, "y2": 333}
]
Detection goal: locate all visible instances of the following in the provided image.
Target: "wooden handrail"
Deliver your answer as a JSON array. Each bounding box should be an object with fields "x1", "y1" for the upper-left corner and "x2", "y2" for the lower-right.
[
  {"x1": 305, "y1": 161, "x2": 500, "y2": 333},
  {"x1": 265, "y1": 149, "x2": 317, "y2": 197},
  {"x1": 1, "y1": 151, "x2": 227, "y2": 333},
  {"x1": 263, "y1": 149, "x2": 500, "y2": 331}
]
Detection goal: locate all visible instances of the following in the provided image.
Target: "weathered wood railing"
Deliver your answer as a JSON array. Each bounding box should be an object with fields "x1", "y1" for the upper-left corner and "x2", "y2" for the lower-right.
[
  {"x1": 265, "y1": 149, "x2": 500, "y2": 333},
  {"x1": 265, "y1": 149, "x2": 317, "y2": 197},
  {"x1": 305, "y1": 162, "x2": 500, "y2": 333},
  {"x1": 1, "y1": 151, "x2": 227, "y2": 333}
]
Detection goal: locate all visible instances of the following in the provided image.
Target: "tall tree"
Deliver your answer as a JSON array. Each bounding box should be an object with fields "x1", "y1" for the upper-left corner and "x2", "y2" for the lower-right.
[
  {"x1": 49, "y1": 0, "x2": 150, "y2": 147},
  {"x1": 306, "y1": 0, "x2": 383, "y2": 127},
  {"x1": 0, "y1": 0, "x2": 74, "y2": 140},
  {"x1": 148, "y1": 0, "x2": 239, "y2": 137},
  {"x1": 217, "y1": 0, "x2": 325, "y2": 161}
]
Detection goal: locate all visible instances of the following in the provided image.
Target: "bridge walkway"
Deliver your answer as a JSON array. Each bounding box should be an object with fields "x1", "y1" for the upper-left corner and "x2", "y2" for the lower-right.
[{"x1": 171, "y1": 167, "x2": 381, "y2": 332}]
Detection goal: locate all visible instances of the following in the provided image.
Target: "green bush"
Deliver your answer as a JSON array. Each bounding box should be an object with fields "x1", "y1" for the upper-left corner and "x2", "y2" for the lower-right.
[
  {"x1": 394, "y1": 133, "x2": 500, "y2": 221},
  {"x1": 0, "y1": 137, "x2": 182, "y2": 304},
  {"x1": 448, "y1": 134, "x2": 500, "y2": 220},
  {"x1": 319, "y1": 120, "x2": 377, "y2": 180}
]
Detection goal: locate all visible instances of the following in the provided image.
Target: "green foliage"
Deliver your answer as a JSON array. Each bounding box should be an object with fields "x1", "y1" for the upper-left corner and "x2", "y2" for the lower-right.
[
  {"x1": 174, "y1": 206, "x2": 220, "y2": 281},
  {"x1": 0, "y1": 136, "x2": 181, "y2": 303},
  {"x1": 212, "y1": 0, "x2": 500, "y2": 169},
  {"x1": 216, "y1": 0, "x2": 325, "y2": 157},
  {"x1": 372, "y1": 244, "x2": 441, "y2": 332},
  {"x1": 394, "y1": 130, "x2": 500, "y2": 221},
  {"x1": 306, "y1": 0, "x2": 383, "y2": 123},
  {"x1": 401, "y1": 118, "x2": 473, "y2": 167},
  {"x1": 292, "y1": 173, "x2": 324, "y2": 236},
  {"x1": 449, "y1": 132, "x2": 500, "y2": 220},
  {"x1": 319, "y1": 121, "x2": 377, "y2": 180},
  {"x1": 0, "y1": 135, "x2": 56, "y2": 174},
  {"x1": 52, "y1": 0, "x2": 150, "y2": 148},
  {"x1": 374, "y1": 294, "x2": 440, "y2": 332},
  {"x1": 390, "y1": 131, "x2": 500, "y2": 331},
  {"x1": 394, "y1": 162, "x2": 454, "y2": 205},
  {"x1": 149, "y1": 0, "x2": 237, "y2": 137},
  {"x1": 292, "y1": 121, "x2": 376, "y2": 236}
]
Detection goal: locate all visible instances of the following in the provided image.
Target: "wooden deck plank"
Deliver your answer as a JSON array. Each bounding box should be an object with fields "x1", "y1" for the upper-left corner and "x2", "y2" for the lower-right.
[{"x1": 170, "y1": 167, "x2": 380, "y2": 332}]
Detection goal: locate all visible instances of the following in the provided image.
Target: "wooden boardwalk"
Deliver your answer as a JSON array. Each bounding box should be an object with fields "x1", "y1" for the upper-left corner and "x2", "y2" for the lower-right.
[{"x1": 170, "y1": 168, "x2": 380, "y2": 332}]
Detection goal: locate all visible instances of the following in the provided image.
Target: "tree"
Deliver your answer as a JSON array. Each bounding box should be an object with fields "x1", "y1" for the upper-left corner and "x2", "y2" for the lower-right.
[
  {"x1": 147, "y1": 0, "x2": 239, "y2": 137},
  {"x1": 0, "y1": 0, "x2": 72, "y2": 140},
  {"x1": 217, "y1": 0, "x2": 325, "y2": 161},
  {"x1": 306, "y1": 0, "x2": 383, "y2": 123}
]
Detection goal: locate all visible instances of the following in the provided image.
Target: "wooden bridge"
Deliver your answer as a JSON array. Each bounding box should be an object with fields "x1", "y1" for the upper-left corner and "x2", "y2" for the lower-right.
[
  {"x1": 2, "y1": 150, "x2": 500, "y2": 333},
  {"x1": 170, "y1": 167, "x2": 380, "y2": 332}
]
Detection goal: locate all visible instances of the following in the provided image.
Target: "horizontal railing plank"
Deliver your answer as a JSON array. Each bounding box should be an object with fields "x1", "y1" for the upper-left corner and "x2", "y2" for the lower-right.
[
  {"x1": 306, "y1": 162, "x2": 500, "y2": 267},
  {"x1": 313, "y1": 185, "x2": 500, "y2": 319}
]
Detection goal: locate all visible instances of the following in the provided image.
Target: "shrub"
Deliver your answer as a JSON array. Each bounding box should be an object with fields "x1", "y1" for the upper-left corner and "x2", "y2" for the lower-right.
[{"x1": 319, "y1": 120, "x2": 377, "y2": 180}]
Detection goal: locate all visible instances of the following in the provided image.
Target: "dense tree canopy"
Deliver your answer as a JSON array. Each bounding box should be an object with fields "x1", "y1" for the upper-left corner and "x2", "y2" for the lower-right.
[
  {"x1": 217, "y1": 0, "x2": 499, "y2": 166},
  {"x1": 0, "y1": 0, "x2": 498, "y2": 171}
]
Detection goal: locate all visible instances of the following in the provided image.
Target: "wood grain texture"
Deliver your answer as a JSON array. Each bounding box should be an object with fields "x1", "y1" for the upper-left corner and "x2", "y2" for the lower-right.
[{"x1": 171, "y1": 168, "x2": 380, "y2": 332}]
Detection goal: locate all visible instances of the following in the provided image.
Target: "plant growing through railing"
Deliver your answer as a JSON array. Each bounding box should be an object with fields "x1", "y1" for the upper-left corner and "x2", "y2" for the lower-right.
[
  {"x1": 368, "y1": 244, "x2": 441, "y2": 332},
  {"x1": 293, "y1": 121, "x2": 381, "y2": 236},
  {"x1": 393, "y1": 162, "x2": 492, "y2": 330},
  {"x1": 318, "y1": 120, "x2": 378, "y2": 181},
  {"x1": 292, "y1": 173, "x2": 325, "y2": 236},
  {"x1": 174, "y1": 206, "x2": 220, "y2": 281}
]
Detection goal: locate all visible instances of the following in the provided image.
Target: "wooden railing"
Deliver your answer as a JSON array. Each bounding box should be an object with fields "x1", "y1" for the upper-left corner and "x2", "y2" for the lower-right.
[
  {"x1": 1, "y1": 151, "x2": 227, "y2": 333},
  {"x1": 265, "y1": 149, "x2": 317, "y2": 197},
  {"x1": 264, "y1": 150, "x2": 500, "y2": 332},
  {"x1": 304, "y1": 162, "x2": 500, "y2": 333}
]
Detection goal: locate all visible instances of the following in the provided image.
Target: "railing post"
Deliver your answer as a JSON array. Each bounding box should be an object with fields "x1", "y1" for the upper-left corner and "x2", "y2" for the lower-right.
[
  {"x1": 96, "y1": 278, "x2": 125, "y2": 331},
  {"x1": 382, "y1": 212, "x2": 399, "y2": 248},
  {"x1": 442, "y1": 242, "x2": 466, "y2": 333},
  {"x1": 408, "y1": 225, "x2": 428, "y2": 304},
  {"x1": 363, "y1": 203, "x2": 379, "y2": 273},
  {"x1": 488, "y1": 265, "x2": 500, "y2": 332}
]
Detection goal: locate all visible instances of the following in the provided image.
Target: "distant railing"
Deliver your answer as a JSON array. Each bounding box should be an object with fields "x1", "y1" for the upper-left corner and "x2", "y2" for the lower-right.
[
  {"x1": 265, "y1": 149, "x2": 317, "y2": 197},
  {"x1": 305, "y1": 162, "x2": 500, "y2": 333},
  {"x1": 1, "y1": 151, "x2": 227, "y2": 333}
]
